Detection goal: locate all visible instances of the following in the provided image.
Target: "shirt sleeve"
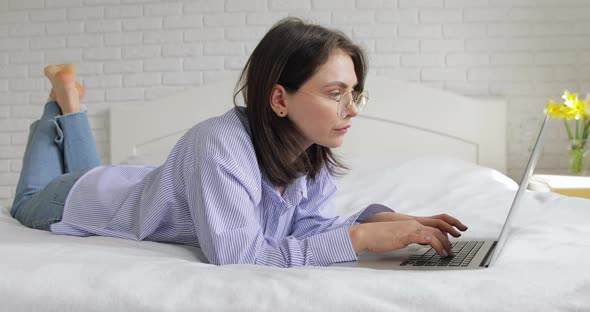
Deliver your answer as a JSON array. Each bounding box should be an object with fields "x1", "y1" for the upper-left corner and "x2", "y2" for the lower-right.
[
  {"x1": 186, "y1": 136, "x2": 366, "y2": 267},
  {"x1": 290, "y1": 168, "x2": 395, "y2": 240}
]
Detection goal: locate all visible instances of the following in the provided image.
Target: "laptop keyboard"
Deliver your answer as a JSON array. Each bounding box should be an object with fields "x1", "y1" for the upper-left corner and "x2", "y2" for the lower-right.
[{"x1": 400, "y1": 241, "x2": 485, "y2": 267}]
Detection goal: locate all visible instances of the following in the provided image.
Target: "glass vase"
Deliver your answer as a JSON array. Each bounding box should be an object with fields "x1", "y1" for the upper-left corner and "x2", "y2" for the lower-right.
[{"x1": 568, "y1": 139, "x2": 589, "y2": 175}]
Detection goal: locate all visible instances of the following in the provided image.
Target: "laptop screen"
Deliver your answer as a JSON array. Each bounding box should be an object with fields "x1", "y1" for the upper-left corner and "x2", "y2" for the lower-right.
[{"x1": 487, "y1": 114, "x2": 550, "y2": 266}]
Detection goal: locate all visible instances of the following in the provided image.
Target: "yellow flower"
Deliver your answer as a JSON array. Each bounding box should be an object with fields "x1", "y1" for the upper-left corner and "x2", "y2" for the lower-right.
[{"x1": 545, "y1": 100, "x2": 564, "y2": 119}]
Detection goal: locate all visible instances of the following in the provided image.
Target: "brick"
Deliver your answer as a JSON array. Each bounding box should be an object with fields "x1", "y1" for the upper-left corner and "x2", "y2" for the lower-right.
[
  {"x1": 76, "y1": 62, "x2": 103, "y2": 75},
  {"x1": 531, "y1": 23, "x2": 575, "y2": 36},
  {"x1": 104, "y1": 32, "x2": 142, "y2": 46},
  {"x1": 184, "y1": 0, "x2": 224, "y2": 13},
  {"x1": 491, "y1": 52, "x2": 534, "y2": 65},
  {"x1": 162, "y1": 72, "x2": 203, "y2": 85},
  {"x1": 0, "y1": 38, "x2": 27, "y2": 51},
  {"x1": 466, "y1": 38, "x2": 508, "y2": 52},
  {"x1": 0, "y1": 12, "x2": 27, "y2": 24},
  {"x1": 0, "y1": 65, "x2": 27, "y2": 78},
  {"x1": 9, "y1": 24, "x2": 45, "y2": 37},
  {"x1": 162, "y1": 44, "x2": 202, "y2": 57},
  {"x1": 67, "y1": 34, "x2": 104, "y2": 48},
  {"x1": 68, "y1": 7, "x2": 104, "y2": 20},
  {"x1": 422, "y1": 68, "x2": 466, "y2": 81},
  {"x1": 163, "y1": 15, "x2": 203, "y2": 29},
  {"x1": 0, "y1": 119, "x2": 30, "y2": 132},
  {"x1": 225, "y1": 27, "x2": 266, "y2": 41},
  {"x1": 9, "y1": 0, "x2": 44, "y2": 10},
  {"x1": 356, "y1": 0, "x2": 395, "y2": 9},
  {"x1": 144, "y1": 3, "x2": 182, "y2": 16},
  {"x1": 0, "y1": 134, "x2": 9, "y2": 145},
  {"x1": 47, "y1": 22, "x2": 84, "y2": 35},
  {"x1": 376, "y1": 39, "x2": 419, "y2": 52},
  {"x1": 0, "y1": 173, "x2": 20, "y2": 186},
  {"x1": 0, "y1": 80, "x2": 7, "y2": 92},
  {"x1": 144, "y1": 59, "x2": 182, "y2": 72},
  {"x1": 245, "y1": 13, "x2": 287, "y2": 25},
  {"x1": 487, "y1": 23, "x2": 531, "y2": 37},
  {"x1": 46, "y1": 0, "x2": 82, "y2": 7},
  {"x1": 184, "y1": 56, "x2": 224, "y2": 70},
  {"x1": 203, "y1": 70, "x2": 240, "y2": 84},
  {"x1": 85, "y1": 0, "x2": 120, "y2": 5},
  {"x1": 398, "y1": 24, "x2": 441, "y2": 37},
  {"x1": 106, "y1": 88, "x2": 144, "y2": 101},
  {"x1": 203, "y1": 13, "x2": 245, "y2": 26},
  {"x1": 468, "y1": 67, "x2": 514, "y2": 81},
  {"x1": 399, "y1": 0, "x2": 442, "y2": 8},
  {"x1": 203, "y1": 42, "x2": 244, "y2": 56},
  {"x1": 105, "y1": 5, "x2": 142, "y2": 18},
  {"x1": 446, "y1": 53, "x2": 490, "y2": 66},
  {"x1": 9, "y1": 51, "x2": 43, "y2": 64},
  {"x1": 444, "y1": 82, "x2": 490, "y2": 96},
  {"x1": 82, "y1": 75, "x2": 123, "y2": 88},
  {"x1": 401, "y1": 54, "x2": 444, "y2": 66},
  {"x1": 45, "y1": 49, "x2": 83, "y2": 63},
  {"x1": 145, "y1": 86, "x2": 187, "y2": 100},
  {"x1": 443, "y1": 24, "x2": 487, "y2": 38},
  {"x1": 420, "y1": 9, "x2": 462, "y2": 23},
  {"x1": 312, "y1": 0, "x2": 354, "y2": 9},
  {"x1": 375, "y1": 9, "x2": 418, "y2": 24},
  {"x1": 376, "y1": 68, "x2": 420, "y2": 81},
  {"x1": 144, "y1": 30, "x2": 184, "y2": 44},
  {"x1": 464, "y1": 8, "x2": 509, "y2": 21},
  {"x1": 226, "y1": 0, "x2": 266, "y2": 12},
  {"x1": 269, "y1": 0, "x2": 311, "y2": 10},
  {"x1": 0, "y1": 53, "x2": 6, "y2": 64},
  {"x1": 332, "y1": 11, "x2": 374, "y2": 24},
  {"x1": 224, "y1": 56, "x2": 248, "y2": 70},
  {"x1": 369, "y1": 54, "x2": 400, "y2": 67},
  {"x1": 352, "y1": 25, "x2": 396, "y2": 38},
  {"x1": 84, "y1": 48, "x2": 120, "y2": 61},
  {"x1": 421, "y1": 39, "x2": 464, "y2": 52},
  {"x1": 85, "y1": 20, "x2": 122, "y2": 33},
  {"x1": 123, "y1": 46, "x2": 161, "y2": 59},
  {"x1": 123, "y1": 17, "x2": 162, "y2": 31},
  {"x1": 184, "y1": 28, "x2": 224, "y2": 42},
  {"x1": 9, "y1": 78, "x2": 44, "y2": 91},
  {"x1": 444, "y1": 0, "x2": 488, "y2": 7},
  {"x1": 10, "y1": 105, "x2": 42, "y2": 118},
  {"x1": 534, "y1": 52, "x2": 577, "y2": 65},
  {"x1": 104, "y1": 61, "x2": 142, "y2": 74},
  {"x1": 123, "y1": 73, "x2": 161, "y2": 87},
  {"x1": 10, "y1": 159, "x2": 22, "y2": 172},
  {"x1": 81, "y1": 89, "x2": 105, "y2": 102}
]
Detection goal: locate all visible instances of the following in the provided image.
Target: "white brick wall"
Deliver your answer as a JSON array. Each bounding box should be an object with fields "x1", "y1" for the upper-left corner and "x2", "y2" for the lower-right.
[{"x1": 1, "y1": 0, "x2": 590, "y2": 208}]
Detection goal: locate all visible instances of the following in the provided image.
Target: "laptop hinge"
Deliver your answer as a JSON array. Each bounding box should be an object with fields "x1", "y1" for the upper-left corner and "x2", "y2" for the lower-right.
[{"x1": 480, "y1": 241, "x2": 498, "y2": 268}]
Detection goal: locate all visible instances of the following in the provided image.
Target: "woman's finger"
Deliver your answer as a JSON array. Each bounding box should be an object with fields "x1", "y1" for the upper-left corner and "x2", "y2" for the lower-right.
[
  {"x1": 417, "y1": 218, "x2": 461, "y2": 237},
  {"x1": 432, "y1": 213, "x2": 468, "y2": 231},
  {"x1": 414, "y1": 227, "x2": 448, "y2": 257}
]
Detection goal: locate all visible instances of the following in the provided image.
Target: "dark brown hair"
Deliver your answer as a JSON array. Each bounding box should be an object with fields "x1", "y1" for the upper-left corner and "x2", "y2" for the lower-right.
[{"x1": 234, "y1": 17, "x2": 368, "y2": 187}]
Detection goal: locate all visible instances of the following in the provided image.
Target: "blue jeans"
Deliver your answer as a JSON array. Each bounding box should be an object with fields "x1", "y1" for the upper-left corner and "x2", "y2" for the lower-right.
[{"x1": 10, "y1": 101, "x2": 101, "y2": 231}]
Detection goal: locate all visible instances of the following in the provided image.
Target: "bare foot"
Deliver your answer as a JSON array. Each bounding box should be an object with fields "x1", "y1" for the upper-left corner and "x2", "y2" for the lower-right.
[
  {"x1": 44, "y1": 64, "x2": 82, "y2": 114},
  {"x1": 49, "y1": 82, "x2": 85, "y2": 102}
]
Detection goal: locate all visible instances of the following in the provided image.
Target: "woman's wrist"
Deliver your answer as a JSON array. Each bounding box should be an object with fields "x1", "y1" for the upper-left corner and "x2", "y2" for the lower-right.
[{"x1": 348, "y1": 224, "x2": 367, "y2": 254}]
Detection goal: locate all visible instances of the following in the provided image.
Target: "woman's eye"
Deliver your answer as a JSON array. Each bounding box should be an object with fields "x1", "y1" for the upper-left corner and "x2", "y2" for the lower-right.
[{"x1": 329, "y1": 92, "x2": 341, "y2": 99}]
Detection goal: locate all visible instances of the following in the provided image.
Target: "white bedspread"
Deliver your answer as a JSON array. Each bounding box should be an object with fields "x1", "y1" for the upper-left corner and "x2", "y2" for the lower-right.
[{"x1": 1, "y1": 157, "x2": 589, "y2": 311}]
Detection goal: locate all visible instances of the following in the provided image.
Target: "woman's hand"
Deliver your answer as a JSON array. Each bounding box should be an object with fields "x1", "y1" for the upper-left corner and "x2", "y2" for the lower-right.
[
  {"x1": 362, "y1": 212, "x2": 468, "y2": 238},
  {"x1": 349, "y1": 220, "x2": 455, "y2": 257}
]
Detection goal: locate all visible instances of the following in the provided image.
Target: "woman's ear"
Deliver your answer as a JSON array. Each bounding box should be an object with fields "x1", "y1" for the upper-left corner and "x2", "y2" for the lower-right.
[{"x1": 270, "y1": 84, "x2": 289, "y2": 117}]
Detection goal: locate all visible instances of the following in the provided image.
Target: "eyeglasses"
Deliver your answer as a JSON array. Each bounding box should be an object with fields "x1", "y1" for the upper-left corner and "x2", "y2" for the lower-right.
[{"x1": 295, "y1": 88, "x2": 369, "y2": 119}]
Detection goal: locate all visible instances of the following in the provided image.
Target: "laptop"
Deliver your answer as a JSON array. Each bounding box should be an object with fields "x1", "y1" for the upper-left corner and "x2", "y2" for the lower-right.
[{"x1": 332, "y1": 114, "x2": 550, "y2": 270}]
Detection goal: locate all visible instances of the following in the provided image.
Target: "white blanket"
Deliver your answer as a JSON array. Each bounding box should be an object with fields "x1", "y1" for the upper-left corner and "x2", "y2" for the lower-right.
[{"x1": 1, "y1": 157, "x2": 589, "y2": 311}]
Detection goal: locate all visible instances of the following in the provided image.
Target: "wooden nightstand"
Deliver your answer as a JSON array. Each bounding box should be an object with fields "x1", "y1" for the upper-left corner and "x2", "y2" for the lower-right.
[{"x1": 528, "y1": 174, "x2": 590, "y2": 199}]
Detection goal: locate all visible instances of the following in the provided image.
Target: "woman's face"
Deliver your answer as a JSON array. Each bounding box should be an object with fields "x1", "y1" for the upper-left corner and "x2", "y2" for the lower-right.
[{"x1": 285, "y1": 49, "x2": 359, "y2": 149}]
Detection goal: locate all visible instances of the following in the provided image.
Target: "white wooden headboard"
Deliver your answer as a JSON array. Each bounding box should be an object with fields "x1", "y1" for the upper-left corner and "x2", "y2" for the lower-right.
[{"x1": 110, "y1": 75, "x2": 506, "y2": 174}]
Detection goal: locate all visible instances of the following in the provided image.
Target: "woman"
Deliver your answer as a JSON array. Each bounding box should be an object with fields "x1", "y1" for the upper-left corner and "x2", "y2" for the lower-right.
[{"x1": 11, "y1": 18, "x2": 466, "y2": 267}]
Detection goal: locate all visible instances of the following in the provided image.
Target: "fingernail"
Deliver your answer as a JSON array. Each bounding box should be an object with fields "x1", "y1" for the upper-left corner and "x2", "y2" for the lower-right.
[
  {"x1": 449, "y1": 250, "x2": 455, "y2": 257},
  {"x1": 443, "y1": 250, "x2": 448, "y2": 257},
  {"x1": 425, "y1": 236, "x2": 432, "y2": 241}
]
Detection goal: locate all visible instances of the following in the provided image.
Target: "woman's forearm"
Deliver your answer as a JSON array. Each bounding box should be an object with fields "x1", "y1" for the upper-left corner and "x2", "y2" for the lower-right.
[{"x1": 348, "y1": 224, "x2": 368, "y2": 254}]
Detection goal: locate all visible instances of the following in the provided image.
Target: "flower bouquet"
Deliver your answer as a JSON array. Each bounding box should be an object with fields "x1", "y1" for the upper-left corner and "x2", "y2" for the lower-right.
[{"x1": 545, "y1": 91, "x2": 590, "y2": 174}]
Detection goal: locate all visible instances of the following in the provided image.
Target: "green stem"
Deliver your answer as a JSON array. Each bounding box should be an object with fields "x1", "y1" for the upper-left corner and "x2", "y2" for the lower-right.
[
  {"x1": 564, "y1": 119, "x2": 573, "y2": 140},
  {"x1": 583, "y1": 119, "x2": 590, "y2": 140},
  {"x1": 576, "y1": 119, "x2": 580, "y2": 140}
]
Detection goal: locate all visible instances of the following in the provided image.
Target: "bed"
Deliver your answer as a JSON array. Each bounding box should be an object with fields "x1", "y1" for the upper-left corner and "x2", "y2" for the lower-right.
[{"x1": 1, "y1": 75, "x2": 589, "y2": 311}]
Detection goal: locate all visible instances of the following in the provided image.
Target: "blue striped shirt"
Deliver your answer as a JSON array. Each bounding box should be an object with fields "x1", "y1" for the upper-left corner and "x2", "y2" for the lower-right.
[{"x1": 51, "y1": 107, "x2": 393, "y2": 267}]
